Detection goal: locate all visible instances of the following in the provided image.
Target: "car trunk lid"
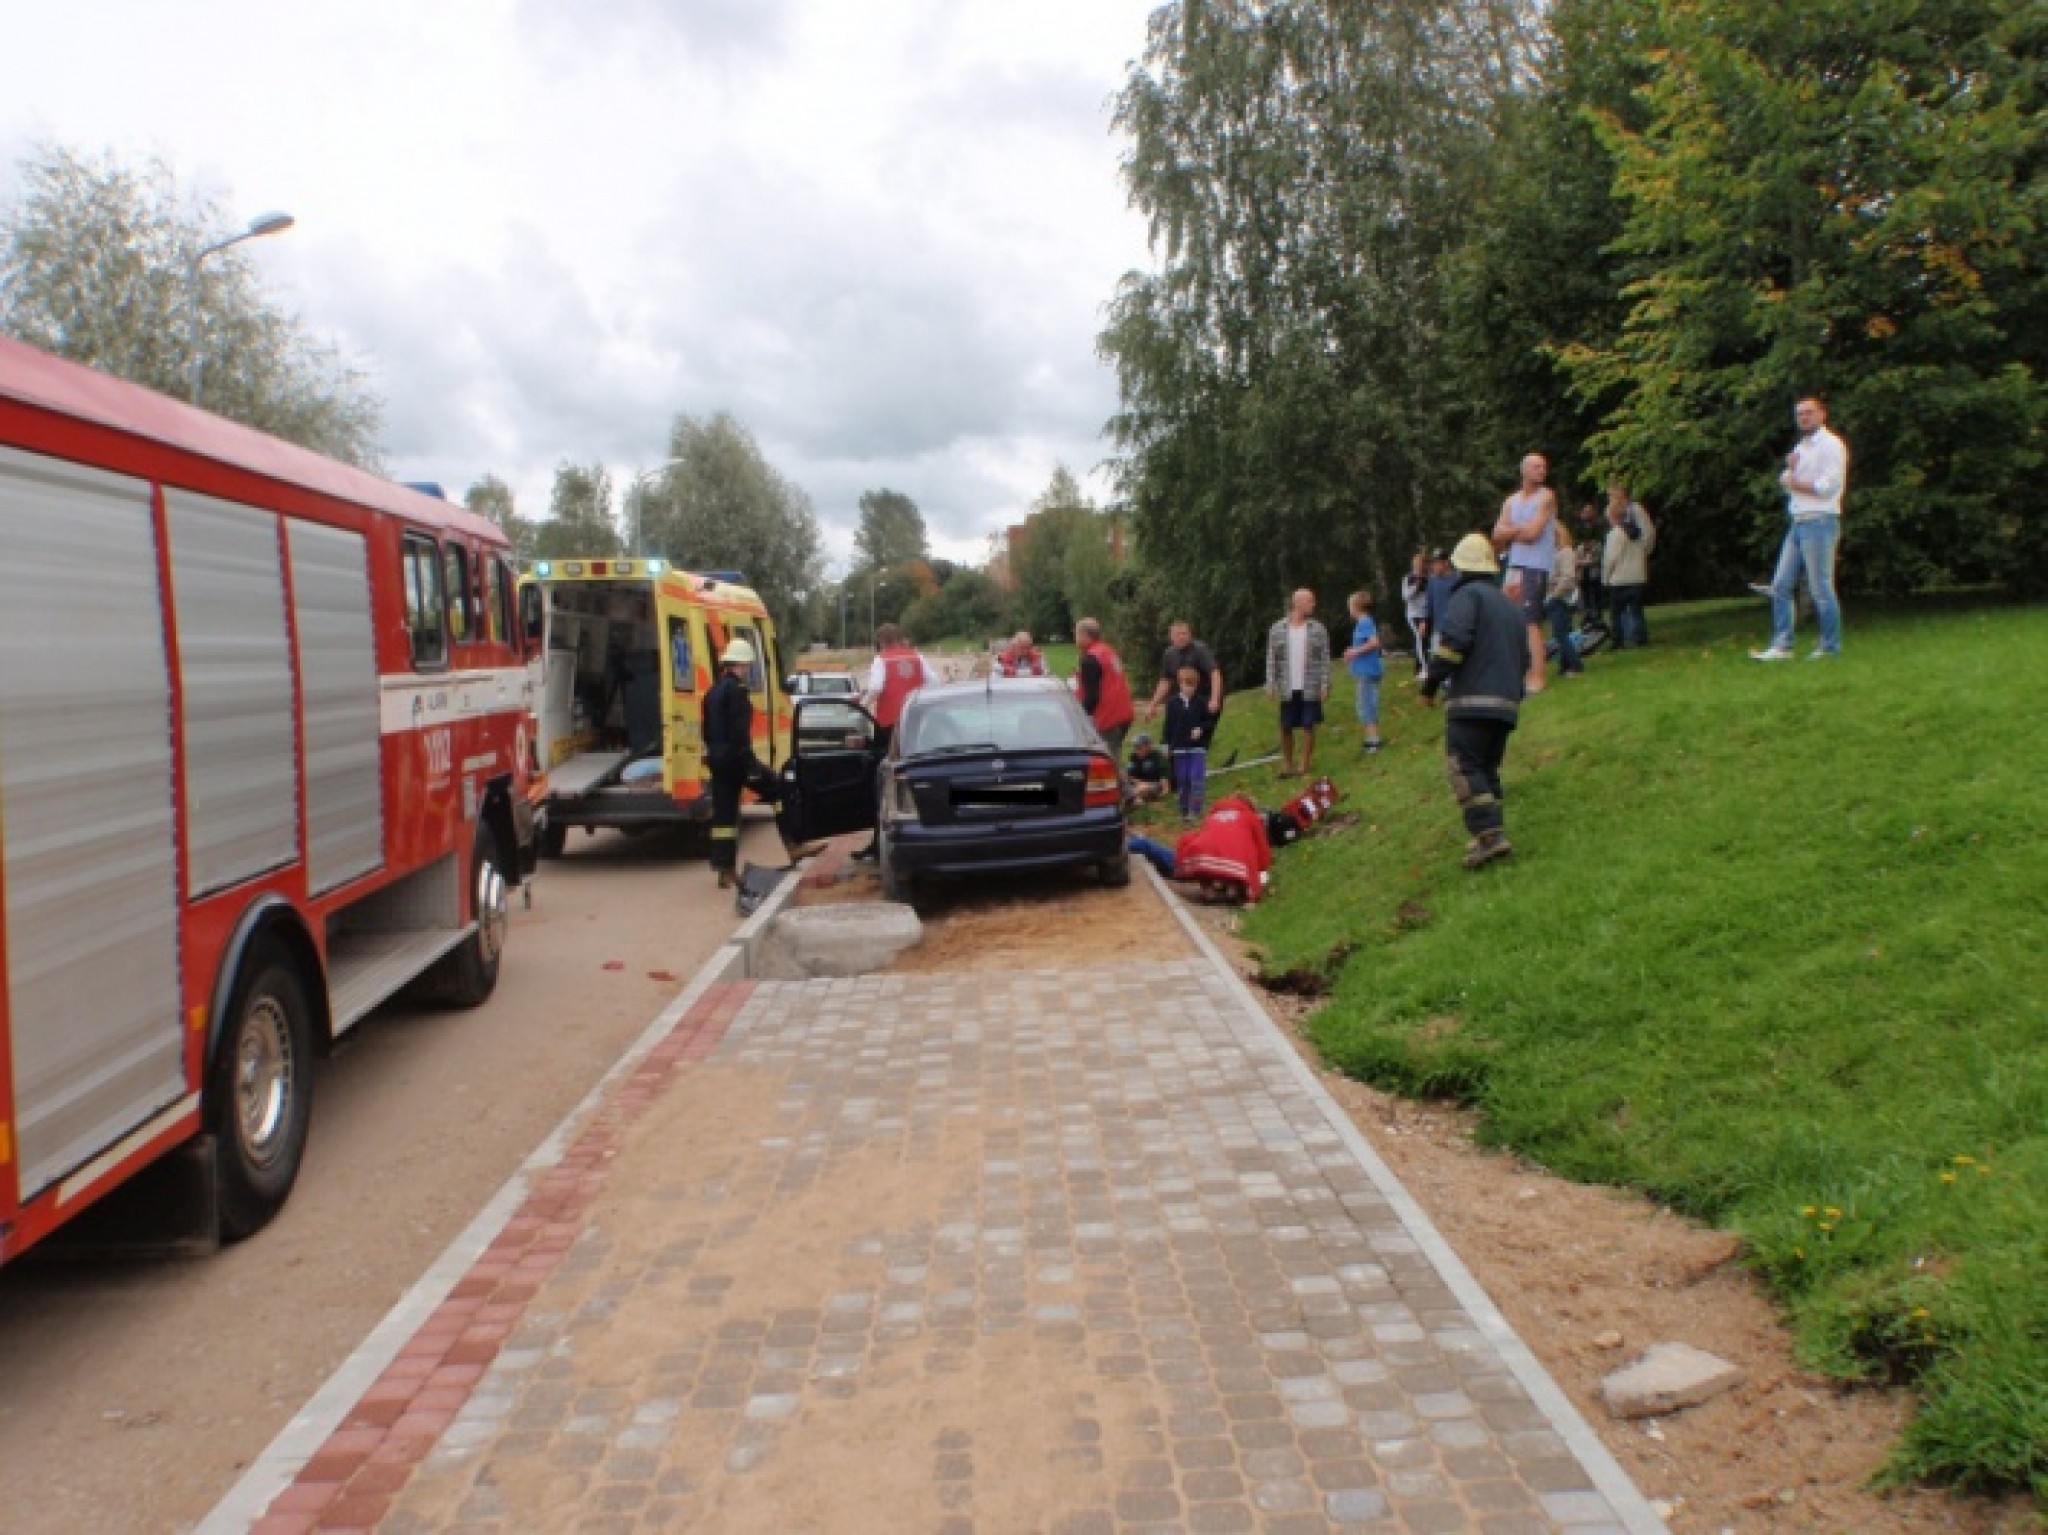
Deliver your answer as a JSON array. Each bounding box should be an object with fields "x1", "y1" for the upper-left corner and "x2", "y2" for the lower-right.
[{"x1": 905, "y1": 751, "x2": 1088, "y2": 826}]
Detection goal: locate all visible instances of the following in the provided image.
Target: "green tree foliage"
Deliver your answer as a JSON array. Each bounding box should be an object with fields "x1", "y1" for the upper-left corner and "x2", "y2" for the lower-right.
[
  {"x1": 1009, "y1": 467, "x2": 1107, "y2": 640},
  {"x1": 852, "y1": 488, "x2": 930, "y2": 574},
  {"x1": 636, "y1": 413, "x2": 825, "y2": 642},
  {"x1": 0, "y1": 144, "x2": 382, "y2": 467},
  {"x1": 463, "y1": 474, "x2": 537, "y2": 561},
  {"x1": 1103, "y1": 0, "x2": 1543, "y2": 679},
  {"x1": 1558, "y1": 0, "x2": 2046, "y2": 592},
  {"x1": 1441, "y1": 0, "x2": 1647, "y2": 541},
  {"x1": 1061, "y1": 513, "x2": 1118, "y2": 633},
  {"x1": 532, "y1": 461, "x2": 621, "y2": 559},
  {"x1": 867, "y1": 569, "x2": 916, "y2": 632},
  {"x1": 902, "y1": 569, "x2": 1010, "y2": 646}
]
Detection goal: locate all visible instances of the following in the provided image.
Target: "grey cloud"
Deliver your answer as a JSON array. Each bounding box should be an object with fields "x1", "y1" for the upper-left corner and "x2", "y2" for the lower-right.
[
  {"x1": 314, "y1": 233, "x2": 683, "y2": 494},
  {"x1": 515, "y1": 0, "x2": 794, "y2": 70},
  {"x1": 631, "y1": 152, "x2": 1116, "y2": 462},
  {"x1": 923, "y1": 58, "x2": 1126, "y2": 141}
]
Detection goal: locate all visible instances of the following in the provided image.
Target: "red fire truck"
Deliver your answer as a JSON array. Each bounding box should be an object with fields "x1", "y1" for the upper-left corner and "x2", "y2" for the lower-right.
[{"x1": 0, "y1": 335, "x2": 537, "y2": 1262}]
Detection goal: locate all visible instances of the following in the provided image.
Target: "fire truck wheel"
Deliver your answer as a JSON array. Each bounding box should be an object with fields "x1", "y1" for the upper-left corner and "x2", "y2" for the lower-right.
[
  {"x1": 209, "y1": 939, "x2": 315, "y2": 1241},
  {"x1": 435, "y1": 821, "x2": 509, "y2": 1008},
  {"x1": 537, "y1": 814, "x2": 567, "y2": 859}
]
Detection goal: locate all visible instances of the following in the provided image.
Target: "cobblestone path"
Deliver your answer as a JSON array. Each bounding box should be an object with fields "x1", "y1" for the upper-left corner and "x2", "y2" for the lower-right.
[{"x1": 251, "y1": 959, "x2": 1662, "y2": 1534}]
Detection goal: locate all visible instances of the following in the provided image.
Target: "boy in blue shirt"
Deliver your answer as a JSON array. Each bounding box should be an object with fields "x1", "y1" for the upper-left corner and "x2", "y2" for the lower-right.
[{"x1": 1343, "y1": 590, "x2": 1385, "y2": 753}]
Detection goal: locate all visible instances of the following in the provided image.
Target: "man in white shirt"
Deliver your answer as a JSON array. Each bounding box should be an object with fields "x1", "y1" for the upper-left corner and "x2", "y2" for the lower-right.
[{"x1": 1753, "y1": 398, "x2": 1849, "y2": 661}]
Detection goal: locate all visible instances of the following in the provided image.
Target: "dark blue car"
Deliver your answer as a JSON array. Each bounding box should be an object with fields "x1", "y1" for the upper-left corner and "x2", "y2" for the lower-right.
[{"x1": 777, "y1": 678, "x2": 1129, "y2": 901}]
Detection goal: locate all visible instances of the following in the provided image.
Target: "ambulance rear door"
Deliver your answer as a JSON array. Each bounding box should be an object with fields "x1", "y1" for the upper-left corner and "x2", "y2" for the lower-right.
[{"x1": 658, "y1": 591, "x2": 708, "y2": 797}]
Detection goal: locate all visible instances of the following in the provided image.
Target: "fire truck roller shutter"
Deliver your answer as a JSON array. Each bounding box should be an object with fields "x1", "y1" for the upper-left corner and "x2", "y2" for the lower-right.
[
  {"x1": 0, "y1": 446, "x2": 184, "y2": 1200},
  {"x1": 164, "y1": 490, "x2": 299, "y2": 897},
  {"x1": 286, "y1": 522, "x2": 384, "y2": 894}
]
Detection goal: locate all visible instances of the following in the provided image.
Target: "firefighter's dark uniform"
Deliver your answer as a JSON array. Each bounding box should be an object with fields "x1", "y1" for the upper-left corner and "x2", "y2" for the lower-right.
[
  {"x1": 702, "y1": 666, "x2": 776, "y2": 878},
  {"x1": 1419, "y1": 567, "x2": 1529, "y2": 864}
]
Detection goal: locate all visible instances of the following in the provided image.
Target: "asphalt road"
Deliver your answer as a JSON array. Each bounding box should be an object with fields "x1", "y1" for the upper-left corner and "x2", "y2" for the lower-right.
[{"x1": 0, "y1": 817, "x2": 784, "y2": 1535}]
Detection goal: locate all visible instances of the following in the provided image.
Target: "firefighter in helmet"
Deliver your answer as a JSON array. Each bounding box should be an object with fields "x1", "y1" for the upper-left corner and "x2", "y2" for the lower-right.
[{"x1": 702, "y1": 637, "x2": 779, "y2": 888}]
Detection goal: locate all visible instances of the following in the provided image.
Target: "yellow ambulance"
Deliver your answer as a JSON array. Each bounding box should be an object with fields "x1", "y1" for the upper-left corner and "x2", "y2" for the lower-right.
[{"x1": 520, "y1": 557, "x2": 791, "y2": 855}]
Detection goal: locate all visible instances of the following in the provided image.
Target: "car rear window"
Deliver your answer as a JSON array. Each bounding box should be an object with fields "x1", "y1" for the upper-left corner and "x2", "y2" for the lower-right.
[{"x1": 900, "y1": 690, "x2": 1086, "y2": 755}]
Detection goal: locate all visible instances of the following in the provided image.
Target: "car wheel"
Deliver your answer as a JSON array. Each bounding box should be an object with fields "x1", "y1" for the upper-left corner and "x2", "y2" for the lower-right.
[
  {"x1": 1099, "y1": 845, "x2": 1132, "y2": 888},
  {"x1": 879, "y1": 822, "x2": 914, "y2": 903},
  {"x1": 209, "y1": 938, "x2": 315, "y2": 1240}
]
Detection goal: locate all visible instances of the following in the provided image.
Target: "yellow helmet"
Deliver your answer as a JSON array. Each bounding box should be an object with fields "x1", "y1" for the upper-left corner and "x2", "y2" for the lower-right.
[
  {"x1": 720, "y1": 638, "x2": 757, "y2": 667},
  {"x1": 1450, "y1": 533, "x2": 1500, "y2": 575}
]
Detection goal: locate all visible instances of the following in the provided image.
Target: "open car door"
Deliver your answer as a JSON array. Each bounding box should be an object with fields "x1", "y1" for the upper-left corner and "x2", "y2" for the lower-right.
[{"x1": 777, "y1": 697, "x2": 880, "y2": 847}]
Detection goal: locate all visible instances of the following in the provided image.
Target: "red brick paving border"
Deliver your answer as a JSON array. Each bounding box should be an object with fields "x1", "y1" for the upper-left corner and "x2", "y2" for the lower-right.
[{"x1": 248, "y1": 982, "x2": 754, "y2": 1535}]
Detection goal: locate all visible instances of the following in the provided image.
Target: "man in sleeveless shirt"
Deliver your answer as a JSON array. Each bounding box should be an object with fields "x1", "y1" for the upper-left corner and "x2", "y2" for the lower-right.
[{"x1": 1491, "y1": 453, "x2": 1557, "y2": 694}]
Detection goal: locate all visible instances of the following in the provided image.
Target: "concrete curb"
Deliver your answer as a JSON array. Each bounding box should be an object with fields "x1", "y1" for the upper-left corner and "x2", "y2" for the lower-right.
[
  {"x1": 195, "y1": 863, "x2": 809, "y2": 1535},
  {"x1": 1143, "y1": 862, "x2": 1671, "y2": 1535}
]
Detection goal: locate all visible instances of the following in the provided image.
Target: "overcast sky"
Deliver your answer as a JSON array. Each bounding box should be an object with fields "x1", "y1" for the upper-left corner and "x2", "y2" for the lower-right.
[{"x1": 1, "y1": 0, "x2": 1160, "y2": 564}]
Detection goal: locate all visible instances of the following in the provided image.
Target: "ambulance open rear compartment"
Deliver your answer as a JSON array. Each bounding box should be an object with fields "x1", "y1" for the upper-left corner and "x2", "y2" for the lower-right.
[{"x1": 529, "y1": 560, "x2": 787, "y2": 856}]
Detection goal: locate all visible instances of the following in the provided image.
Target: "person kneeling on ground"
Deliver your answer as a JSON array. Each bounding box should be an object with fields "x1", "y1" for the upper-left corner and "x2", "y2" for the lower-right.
[
  {"x1": 1128, "y1": 793, "x2": 1274, "y2": 905},
  {"x1": 1419, "y1": 534, "x2": 1529, "y2": 870},
  {"x1": 1126, "y1": 733, "x2": 1170, "y2": 804},
  {"x1": 703, "y1": 638, "x2": 781, "y2": 889}
]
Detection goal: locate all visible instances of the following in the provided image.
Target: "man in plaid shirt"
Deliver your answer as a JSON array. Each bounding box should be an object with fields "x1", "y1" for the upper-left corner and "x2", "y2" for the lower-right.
[{"x1": 1264, "y1": 588, "x2": 1331, "y2": 778}]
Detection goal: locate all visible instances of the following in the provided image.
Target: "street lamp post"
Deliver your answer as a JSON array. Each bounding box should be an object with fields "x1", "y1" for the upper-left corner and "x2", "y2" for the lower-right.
[
  {"x1": 187, "y1": 211, "x2": 295, "y2": 406},
  {"x1": 628, "y1": 458, "x2": 687, "y2": 557},
  {"x1": 870, "y1": 576, "x2": 887, "y2": 648}
]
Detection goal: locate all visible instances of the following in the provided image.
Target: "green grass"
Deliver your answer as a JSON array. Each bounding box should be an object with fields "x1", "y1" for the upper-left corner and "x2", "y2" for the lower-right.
[
  {"x1": 1038, "y1": 641, "x2": 1080, "y2": 677},
  {"x1": 1207, "y1": 598, "x2": 2047, "y2": 1500}
]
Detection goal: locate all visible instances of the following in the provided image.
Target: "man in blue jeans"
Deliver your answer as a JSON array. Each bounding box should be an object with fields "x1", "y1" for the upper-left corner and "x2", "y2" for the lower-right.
[{"x1": 1753, "y1": 397, "x2": 1849, "y2": 660}]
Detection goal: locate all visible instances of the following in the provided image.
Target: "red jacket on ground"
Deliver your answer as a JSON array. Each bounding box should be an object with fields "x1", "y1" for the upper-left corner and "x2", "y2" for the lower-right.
[{"x1": 1174, "y1": 795, "x2": 1273, "y2": 904}]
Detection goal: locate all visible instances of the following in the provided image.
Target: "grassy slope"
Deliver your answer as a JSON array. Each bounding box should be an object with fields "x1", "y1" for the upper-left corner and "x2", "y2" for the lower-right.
[{"x1": 1219, "y1": 598, "x2": 2046, "y2": 1497}]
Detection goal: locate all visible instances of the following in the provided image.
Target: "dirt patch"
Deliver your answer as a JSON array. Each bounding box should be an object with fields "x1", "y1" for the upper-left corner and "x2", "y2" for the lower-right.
[
  {"x1": 1188, "y1": 898, "x2": 2036, "y2": 1535},
  {"x1": 796, "y1": 863, "x2": 1191, "y2": 973}
]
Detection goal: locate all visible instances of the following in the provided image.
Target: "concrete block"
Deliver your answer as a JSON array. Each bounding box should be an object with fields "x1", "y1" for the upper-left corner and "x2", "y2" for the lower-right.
[
  {"x1": 760, "y1": 904, "x2": 922, "y2": 978},
  {"x1": 1599, "y1": 1343, "x2": 1744, "y2": 1419}
]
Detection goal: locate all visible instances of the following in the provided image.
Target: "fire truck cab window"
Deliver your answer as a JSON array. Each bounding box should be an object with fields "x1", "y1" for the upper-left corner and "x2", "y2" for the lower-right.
[
  {"x1": 487, "y1": 556, "x2": 511, "y2": 648},
  {"x1": 443, "y1": 542, "x2": 474, "y2": 644},
  {"x1": 404, "y1": 535, "x2": 448, "y2": 669}
]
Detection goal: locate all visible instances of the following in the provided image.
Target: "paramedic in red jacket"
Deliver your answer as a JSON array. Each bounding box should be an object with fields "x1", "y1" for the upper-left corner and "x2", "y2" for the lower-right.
[
  {"x1": 862, "y1": 623, "x2": 939, "y2": 758},
  {"x1": 855, "y1": 623, "x2": 939, "y2": 861},
  {"x1": 994, "y1": 630, "x2": 1047, "y2": 678},
  {"x1": 1073, "y1": 617, "x2": 1135, "y2": 760},
  {"x1": 1174, "y1": 794, "x2": 1274, "y2": 904}
]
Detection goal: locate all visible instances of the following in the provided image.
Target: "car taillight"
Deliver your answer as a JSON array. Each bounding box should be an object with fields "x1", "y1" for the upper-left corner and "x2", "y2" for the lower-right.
[
  {"x1": 889, "y1": 775, "x2": 919, "y2": 820},
  {"x1": 1085, "y1": 756, "x2": 1121, "y2": 809}
]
